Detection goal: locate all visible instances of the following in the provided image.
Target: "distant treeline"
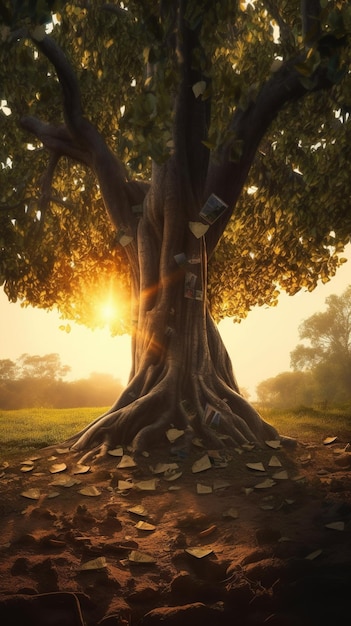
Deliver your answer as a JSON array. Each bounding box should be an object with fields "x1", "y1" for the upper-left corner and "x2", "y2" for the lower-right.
[{"x1": 0, "y1": 354, "x2": 124, "y2": 409}]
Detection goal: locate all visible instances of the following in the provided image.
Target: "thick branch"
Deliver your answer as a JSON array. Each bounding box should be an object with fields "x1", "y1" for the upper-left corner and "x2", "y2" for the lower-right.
[
  {"x1": 33, "y1": 35, "x2": 85, "y2": 142},
  {"x1": 204, "y1": 50, "x2": 339, "y2": 257},
  {"x1": 173, "y1": 1, "x2": 211, "y2": 205},
  {"x1": 30, "y1": 34, "x2": 141, "y2": 240},
  {"x1": 20, "y1": 117, "x2": 91, "y2": 165}
]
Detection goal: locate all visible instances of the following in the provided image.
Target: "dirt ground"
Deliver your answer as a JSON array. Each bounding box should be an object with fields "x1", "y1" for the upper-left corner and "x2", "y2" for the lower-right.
[{"x1": 0, "y1": 431, "x2": 351, "y2": 626}]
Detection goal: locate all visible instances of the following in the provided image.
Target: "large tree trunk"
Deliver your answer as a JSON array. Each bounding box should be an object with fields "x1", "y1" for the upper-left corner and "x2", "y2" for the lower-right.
[{"x1": 66, "y1": 159, "x2": 279, "y2": 457}]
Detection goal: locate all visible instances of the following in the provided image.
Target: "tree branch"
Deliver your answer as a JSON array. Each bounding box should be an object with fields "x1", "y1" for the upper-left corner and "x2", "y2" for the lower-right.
[
  {"x1": 20, "y1": 116, "x2": 92, "y2": 165},
  {"x1": 29, "y1": 34, "x2": 143, "y2": 242},
  {"x1": 32, "y1": 34, "x2": 86, "y2": 143},
  {"x1": 173, "y1": 0, "x2": 212, "y2": 205},
  {"x1": 301, "y1": 0, "x2": 322, "y2": 43},
  {"x1": 204, "y1": 50, "x2": 339, "y2": 257},
  {"x1": 261, "y1": 0, "x2": 294, "y2": 47}
]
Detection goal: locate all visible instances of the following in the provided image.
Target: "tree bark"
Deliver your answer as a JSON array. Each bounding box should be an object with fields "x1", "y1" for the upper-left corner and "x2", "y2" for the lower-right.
[{"x1": 65, "y1": 156, "x2": 279, "y2": 457}]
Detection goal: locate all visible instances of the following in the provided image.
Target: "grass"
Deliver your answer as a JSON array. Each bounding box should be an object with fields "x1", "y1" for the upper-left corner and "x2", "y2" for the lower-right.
[
  {"x1": 258, "y1": 405, "x2": 351, "y2": 443},
  {"x1": 0, "y1": 407, "x2": 107, "y2": 461},
  {"x1": 0, "y1": 405, "x2": 350, "y2": 462}
]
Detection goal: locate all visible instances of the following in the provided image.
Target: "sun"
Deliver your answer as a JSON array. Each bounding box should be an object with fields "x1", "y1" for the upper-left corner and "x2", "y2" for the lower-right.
[{"x1": 100, "y1": 301, "x2": 118, "y2": 324}]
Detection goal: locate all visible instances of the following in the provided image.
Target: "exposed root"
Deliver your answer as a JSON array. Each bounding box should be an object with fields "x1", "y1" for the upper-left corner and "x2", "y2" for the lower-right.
[{"x1": 62, "y1": 360, "x2": 280, "y2": 459}]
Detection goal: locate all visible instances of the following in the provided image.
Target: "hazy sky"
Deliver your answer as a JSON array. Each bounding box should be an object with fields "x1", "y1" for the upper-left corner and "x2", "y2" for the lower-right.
[{"x1": 1, "y1": 245, "x2": 350, "y2": 399}]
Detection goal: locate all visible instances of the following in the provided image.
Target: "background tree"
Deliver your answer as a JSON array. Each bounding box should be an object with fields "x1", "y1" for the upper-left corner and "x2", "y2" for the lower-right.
[
  {"x1": 0, "y1": 355, "x2": 123, "y2": 408},
  {"x1": 290, "y1": 284, "x2": 351, "y2": 404},
  {"x1": 258, "y1": 285, "x2": 351, "y2": 408},
  {"x1": 17, "y1": 352, "x2": 71, "y2": 380},
  {"x1": 291, "y1": 285, "x2": 351, "y2": 369},
  {"x1": 256, "y1": 371, "x2": 315, "y2": 408},
  {"x1": 1, "y1": 1, "x2": 351, "y2": 456}
]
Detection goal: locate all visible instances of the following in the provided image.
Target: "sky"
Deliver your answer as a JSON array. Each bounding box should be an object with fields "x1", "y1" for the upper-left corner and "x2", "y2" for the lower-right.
[{"x1": 0, "y1": 245, "x2": 350, "y2": 400}]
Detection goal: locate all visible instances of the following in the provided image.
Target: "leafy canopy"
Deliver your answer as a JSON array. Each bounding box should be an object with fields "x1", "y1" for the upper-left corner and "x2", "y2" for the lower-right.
[{"x1": 1, "y1": 0, "x2": 351, "y2": 331}]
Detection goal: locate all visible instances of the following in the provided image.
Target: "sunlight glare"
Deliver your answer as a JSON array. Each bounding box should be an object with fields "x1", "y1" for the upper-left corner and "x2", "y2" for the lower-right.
[{"x1": 100, "y1": 301, "x2": 118, "y2": 324}]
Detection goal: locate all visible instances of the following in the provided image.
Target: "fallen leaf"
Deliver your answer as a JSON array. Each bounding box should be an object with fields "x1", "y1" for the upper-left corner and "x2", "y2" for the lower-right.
[
  {"x1": 135, "y1": 479, "x2": 157, "y2": 491},
  {"x1": 49, "y1": 463, "x2": 67, "y2": 474},
  {"x1": 108, "y1": 447, "x2": 124, "y2": 457},
  {"x1": 79, "y1": 557, "x2": 107, "y2": 571},
  {"x1": 213, "y1": 480, "x2": 231, "y2": 491},
  {"x1": 192, "y1": 454, "x2": 212, "y2": 473},
  {"x1": 117, "y1": 455, "x2": 136, "y2": 468},
  {"x1": 199, "y1": 524, "x2": 217, "y2": 537},
  {"x1": 196, "y1": 483, "x2": 212, "y2": 494},
  {"x1": 185, "y1": 547, "x2": 213, "y2": 558},
  {"x1": 149, "y1": 462, "x2": 179, "y2": 474},
  {"x1": 222, "y1": 507, "x2": 239, "y2": 519},
  {"x1": 242, "y1": 443, "x2": 255, "y2": 451},
  {"x1": 47, "y1": 491, "x2": 60, "y2": 499},
  {"x1": 272, "y1": 470, "x2": 289, "y2": 480},
  {"x1": 246, "y1": 462, "x2": 265, "y2": 472},
  {"x1": 128, "y1": 550, "x2": 155, "y2": 564},
  {"x1": 118, "y1": 480, "x2": 134, "y2": 490},
  {"x1": 21, "y1": 488, "x2": 41, "y2": 500},
  {"x1": 265, "y1": 440, "x2": 281, "y2": 449},
  {"x1": 325, "y1": 521, "x2": 345, "y2": 531},
  {"x1": 192, "y1": 438, "x2": 205, "y2": 448},
  {"x1": 306, "y1": 549, "x2": 323, "y2": 560},
  {"x1": 135, "y1": 521, "x2": 156, "y2": 531},
  {"x1": 323, "y1": 436, "x2": 337, "y2": 445},
  {"x1": 268, "y1": 456, "x2": 282, "y2": 467},
  {"x1": 292, "y1": 475, "x2": 306, "y2": 482},
  {"x1": 55, "y1": 447, "x2": 70, "y2": 454},
  {"x1": 128, "y1": 505, "x2": 148, "y2": 517},
  {"x1": 254, "y1": 479, "x2": 276, "y2": 489},
  {"x1": 73, "y1": 465, "x2": 90, "y2": 475},
  {"x1": 78, "y1": 486, "x2": 101, "y2": 497},
  {"x1": 163, "y1": 469, "x2": 183, "y2": 481},
  {"x1": 166, "y1": 428, "x2": 185, "y2": 443},
  {"x1": 50, "y1": 476, "x2": 79, "y2": 487},
  {"x1": 21, "y1": 465, "x2": 34, "y2": 472}
]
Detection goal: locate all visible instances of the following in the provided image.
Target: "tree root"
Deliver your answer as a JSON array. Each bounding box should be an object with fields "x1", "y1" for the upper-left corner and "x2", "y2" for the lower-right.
[{"x1": 63, "y1": 363, "x2": 280, "y2": 458}]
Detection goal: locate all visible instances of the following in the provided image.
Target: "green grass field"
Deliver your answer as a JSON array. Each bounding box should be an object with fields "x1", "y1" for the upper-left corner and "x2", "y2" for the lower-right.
[
  {"x1": 0, "y1": 405, "x2": 350, "y2": 462},
  {"x1": 0, "y1": 407, "x2": 106, "y2": 461}
]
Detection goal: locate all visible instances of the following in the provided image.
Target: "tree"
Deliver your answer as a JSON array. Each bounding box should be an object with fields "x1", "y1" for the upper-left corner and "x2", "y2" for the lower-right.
[
  {"x1": 290, "y1": 284, "x2": 351, "y2": 404},
  {"x1": 291, "y1": 285, "x2": 351, "y2": 369},
  {"x1": 17, "y1": 352, "x2": 71, "y2": 380},
  {"x1": 1, "y1": 1, "x2": 351, "y2": 456},
  {"x1": 256, "y1": 371, "x2": 315, "y2": 408}
]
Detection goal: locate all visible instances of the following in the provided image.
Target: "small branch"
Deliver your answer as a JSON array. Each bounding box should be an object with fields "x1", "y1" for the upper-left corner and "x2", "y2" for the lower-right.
[
  {"x1": 36, "y1": 153, "x2": 60, "y2": 228},
  {"x1": 301, "y1": 0, "x2": 322, "y2": 43},
  {"x1": 101, "y1": 4, "x2": 133, "y2": 19},
  {"x1": 262, "y1": 0, "x2": 294, "y2": 47}
]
